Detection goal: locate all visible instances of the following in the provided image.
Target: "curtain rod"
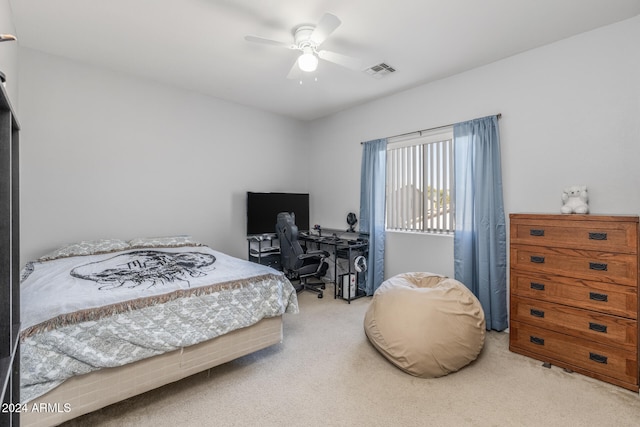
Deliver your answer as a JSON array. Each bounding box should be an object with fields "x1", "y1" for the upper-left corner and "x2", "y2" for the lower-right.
[{"x1": 361, "y1": 113, "x2": 502, "y2": 144}]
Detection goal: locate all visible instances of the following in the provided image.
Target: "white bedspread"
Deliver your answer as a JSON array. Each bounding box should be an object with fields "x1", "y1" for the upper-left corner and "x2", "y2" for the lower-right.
[{"x1": 20, "y1": 245, "x2": 298, "y2": 403}]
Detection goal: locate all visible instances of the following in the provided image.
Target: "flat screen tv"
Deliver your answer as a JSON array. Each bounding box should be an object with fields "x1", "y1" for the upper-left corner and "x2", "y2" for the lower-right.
[{"x1": 246, "y1": 192, "x2": 310, "y2": 235}]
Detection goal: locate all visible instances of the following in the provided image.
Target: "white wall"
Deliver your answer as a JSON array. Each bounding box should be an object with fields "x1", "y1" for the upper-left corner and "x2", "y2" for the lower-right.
[
  {"x1": 15, "y1": 15, "x2": 640, "y2": 276},
  {"x1": 0, "y1": 0, "x2": 18, "y2": 105},
  {"x1": 18, "y1": 49, "x2": 308, "y2": 263},
  {"x1": 307, "y1": 16, "x2": 640, "y2": 279}
]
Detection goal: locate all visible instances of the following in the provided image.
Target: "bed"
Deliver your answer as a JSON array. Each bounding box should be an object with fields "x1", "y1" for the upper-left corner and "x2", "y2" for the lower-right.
[{"x1": 18, "y1": 236, "x2": 298, "y2": 427}]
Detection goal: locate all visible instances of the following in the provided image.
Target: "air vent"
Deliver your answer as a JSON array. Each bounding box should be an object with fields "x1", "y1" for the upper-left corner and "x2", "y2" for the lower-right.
[{"x1": 363, "y1": 62, "x2": 396, "y2": 79}]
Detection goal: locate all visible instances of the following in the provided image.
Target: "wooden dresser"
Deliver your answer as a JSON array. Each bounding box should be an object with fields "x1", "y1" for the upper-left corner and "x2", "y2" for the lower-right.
[{"x1": 509, "y1": 213, "x2": 639, "y2": 391}]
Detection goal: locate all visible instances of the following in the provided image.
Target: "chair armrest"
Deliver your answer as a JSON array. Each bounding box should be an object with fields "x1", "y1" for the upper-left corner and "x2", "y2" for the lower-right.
[
  {"x1": 297, "y1": 250, "x2": 329, "y2": 260},
  {"x1": 308, "y1": 249, "x2": 330, "y2": 257}
]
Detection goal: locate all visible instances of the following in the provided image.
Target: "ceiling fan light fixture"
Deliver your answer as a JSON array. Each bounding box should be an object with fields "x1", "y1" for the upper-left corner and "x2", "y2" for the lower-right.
[
  {"x1": 245, "y1": 13, "x2": 360, "y2": 79},
  {"x1": 297, "y1": 49, "x2": 318, "y2": 72}
]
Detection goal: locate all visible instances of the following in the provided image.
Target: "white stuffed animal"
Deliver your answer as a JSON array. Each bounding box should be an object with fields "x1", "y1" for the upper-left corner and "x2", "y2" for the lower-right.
[{"x1": 561, "y1": 185, "x2": 589, "y2": 214}]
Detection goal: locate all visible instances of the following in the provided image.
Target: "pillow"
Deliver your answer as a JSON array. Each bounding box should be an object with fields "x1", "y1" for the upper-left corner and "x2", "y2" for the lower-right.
[
  {"x1": 127, "y1": 235, "x2": 202, "y2": 248},
  {"x1": 38, "y1": 239, "x2": 130, "y2": 261}
]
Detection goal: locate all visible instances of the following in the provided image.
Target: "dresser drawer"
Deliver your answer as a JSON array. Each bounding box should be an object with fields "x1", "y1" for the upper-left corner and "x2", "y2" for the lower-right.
[
  {"x1": 511, "y1": 271, "x2": 637, "y2": 319},
  {"x1": 510, "y1": 320, "x2": 638, "y2": 387},
  {"x1": 511, "y1": 296, "x2": 637, "y2": 350},
  {"x1": 510, "y1": 215, "x2": 638, "y2": 253},
  {"x1": 511, "y1": 245, "x2": 637, "y2": 286}
]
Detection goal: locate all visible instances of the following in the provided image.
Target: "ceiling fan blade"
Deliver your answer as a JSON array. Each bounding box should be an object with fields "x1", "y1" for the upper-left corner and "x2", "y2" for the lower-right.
[
  {"x1": 318, "y1": 50, "x2": 363, "y2": 71},
  {"x1": 244, "y1": 35, "x2": 294, "y2": 49},
  {"x1": 310, "y1": 13, "x2": 341, "y2": 45},
  {"x1": 0, "y1": 34, "x2": 17, "y2": 42}
]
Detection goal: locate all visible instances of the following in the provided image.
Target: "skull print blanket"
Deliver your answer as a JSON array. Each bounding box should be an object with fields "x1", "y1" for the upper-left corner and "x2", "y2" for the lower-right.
[{"x1": 20, "y1": 243, "x2": 298, "y2": 403}]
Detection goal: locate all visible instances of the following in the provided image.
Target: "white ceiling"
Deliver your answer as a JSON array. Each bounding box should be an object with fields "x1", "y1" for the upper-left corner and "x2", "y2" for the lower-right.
[{"x1": 9, "y1": 0, "x2": 640, "y2": 121}]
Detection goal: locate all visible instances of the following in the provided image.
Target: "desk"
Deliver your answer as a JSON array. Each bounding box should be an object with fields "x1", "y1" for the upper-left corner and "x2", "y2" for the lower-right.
[
  {"x1": 246, "y1": 234, "x2": 281, "y2": 270},
  {"x1": 299, "y1": 230, "x2": 369, "y2": 303}
]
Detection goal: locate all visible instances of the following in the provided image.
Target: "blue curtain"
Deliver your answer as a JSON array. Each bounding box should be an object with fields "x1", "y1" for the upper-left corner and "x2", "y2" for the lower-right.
[
  {"x1": 360, "y1": 138, "x2": 387, "y2": 295},
  {"x1": 453, "y1": 116, "x2": 507, "y2": 331}
]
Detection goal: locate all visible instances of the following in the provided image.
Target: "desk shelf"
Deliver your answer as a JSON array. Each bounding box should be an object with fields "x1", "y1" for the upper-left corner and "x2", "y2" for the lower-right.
[{"x1": 247, "y1": 234, "x2": 281, "y2": 271}]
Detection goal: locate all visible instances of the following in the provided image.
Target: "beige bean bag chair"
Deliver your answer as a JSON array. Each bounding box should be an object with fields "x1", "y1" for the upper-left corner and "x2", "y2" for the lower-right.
[{"x1": 364, "y1": 272, "x2": 485, "y2": 378}]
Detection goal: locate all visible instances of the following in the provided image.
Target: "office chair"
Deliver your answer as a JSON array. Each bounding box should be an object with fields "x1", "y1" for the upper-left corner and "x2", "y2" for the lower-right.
[{"x1": 276, "y1": 212, "x2": 329, "y2": 298}]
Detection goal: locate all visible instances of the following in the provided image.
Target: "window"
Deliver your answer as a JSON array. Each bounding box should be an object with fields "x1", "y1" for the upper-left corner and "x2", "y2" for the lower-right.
[{"x1": 386, "y1": 127, "x2": 454, "y2": 233}]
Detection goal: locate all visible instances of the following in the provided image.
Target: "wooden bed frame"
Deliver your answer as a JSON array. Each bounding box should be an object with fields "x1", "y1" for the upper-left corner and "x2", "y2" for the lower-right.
[{"x1": 21, "y1": 316, "x2": 283, "y2": 427}]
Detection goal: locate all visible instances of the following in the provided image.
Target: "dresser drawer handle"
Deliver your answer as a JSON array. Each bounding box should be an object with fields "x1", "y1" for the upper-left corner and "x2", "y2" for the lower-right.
[
  {"x1": 589, "y1": 352, "x2": 608, "y2": 364},
  {"x1": 530, "y1": 256, "x2": 545, "y2": 263},
  {"x1": 589, "y1": 292, "x2": 608, "y2": 302},
  {"x1": 530, "y1": 229, "x2": 545, "y2": 236},
  {"x1": 530, "y1": 336, "x2": 545, "y2": 346},
  {"x1": 589, "y1": 322, "x2": 608, "y2": 333},
  {"x1": 530, "y1": 282, "x2": 545, "y2": 291},
  {"x1": 589, "y1": 262, "x2": 608, "y2": 271},
  {"x1": 530, "y1": 309, "x2": 545, "y2": 318},
  {"x1": 588, "y1": 232, "x2": 607, "y2": 240}
]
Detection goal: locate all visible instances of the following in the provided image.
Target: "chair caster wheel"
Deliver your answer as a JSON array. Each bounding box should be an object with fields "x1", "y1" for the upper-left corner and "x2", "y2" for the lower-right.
[
  {"x1": 318, "y1": 293, "x2": 323, "y2": 299},
  {"x1": 321, "y1": 284, "x2": 326, "y2": 290}
]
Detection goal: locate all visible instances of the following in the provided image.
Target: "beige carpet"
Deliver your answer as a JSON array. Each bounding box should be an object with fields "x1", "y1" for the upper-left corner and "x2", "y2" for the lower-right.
[{"x1": 63, "y1": 285, "x2": 640, "y2": 426}]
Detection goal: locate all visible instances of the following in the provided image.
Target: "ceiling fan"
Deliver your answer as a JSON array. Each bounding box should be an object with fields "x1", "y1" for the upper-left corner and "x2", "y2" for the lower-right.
[{"x1": 245, "y1": 12, "x2": 363, "y2": 79}]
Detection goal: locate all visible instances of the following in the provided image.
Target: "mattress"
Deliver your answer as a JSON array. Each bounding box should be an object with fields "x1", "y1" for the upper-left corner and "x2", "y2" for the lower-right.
[{"x1": 21, "y1": 315, "x2": 283, "y2": 427}]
